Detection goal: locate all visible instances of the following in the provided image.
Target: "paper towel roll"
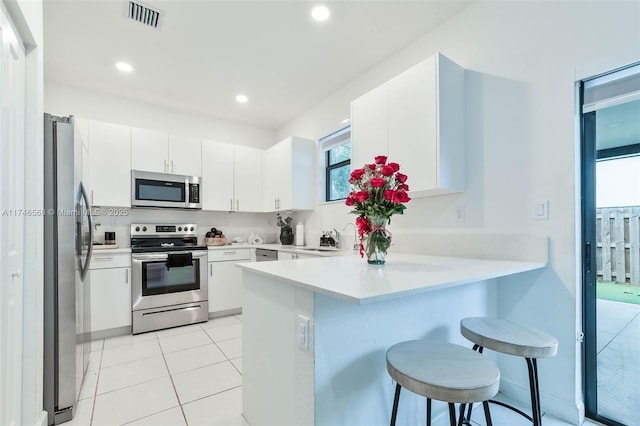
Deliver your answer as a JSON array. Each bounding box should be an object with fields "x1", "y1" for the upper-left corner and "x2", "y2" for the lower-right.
[{"x1": 295, "y1": 223, "x2": 304, "y2": 246}]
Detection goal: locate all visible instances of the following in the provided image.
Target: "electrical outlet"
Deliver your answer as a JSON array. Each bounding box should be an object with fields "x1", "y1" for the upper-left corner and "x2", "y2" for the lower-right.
[
  {"x1": 297, "y1": 314, "x2": 310, "y2": 351},
  {"x1": 455, "y1": 205, "x2": 465, "y2": 222}
]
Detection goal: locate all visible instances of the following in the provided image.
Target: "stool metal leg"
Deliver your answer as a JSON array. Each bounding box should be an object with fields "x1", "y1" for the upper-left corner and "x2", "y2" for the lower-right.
[
  {"x1": 426, "y1": 398, "x2": 432, "y2": 426},
  {"x1": 390, "y1": 383, "x2": 401, "y2": 426},
  {"x1": 448, "y1": 403, "x2": 457, "y2": 426},
  {"x1": 483, "y1": 401, "x2": 493, "y2": 426},
  {"x1": 464, "y1": 345, "x2": 485, "y2": 423},
  {"x1": 457, "y1": 404, "x2": 466, "y2": 426},
  {"x1": 526, "y1": 357, "x2": 542, "y2": 426}
]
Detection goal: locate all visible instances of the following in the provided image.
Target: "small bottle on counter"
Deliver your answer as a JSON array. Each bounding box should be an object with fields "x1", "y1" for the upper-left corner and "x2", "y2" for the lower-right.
[{"x1": 295, "y1": 222, "x2": 304, "y2": 246}]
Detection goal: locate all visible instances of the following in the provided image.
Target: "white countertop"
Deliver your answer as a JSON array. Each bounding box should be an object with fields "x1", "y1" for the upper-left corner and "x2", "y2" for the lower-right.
[
  {"x1": 207, "y1": 243, "x2": 352, "y2": 257},
  {"x1": 238, "y1": 253, "x2": 546, "y2": 304},
  {"x1": 91, "y1": 246, "x2": 131, "y2": 254}
]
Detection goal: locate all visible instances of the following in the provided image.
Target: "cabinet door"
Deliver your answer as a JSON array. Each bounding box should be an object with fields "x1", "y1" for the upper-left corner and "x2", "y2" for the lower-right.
[
  {"x1": 201, "y1": 140, "x2": 234, "y2": 211},
  {"x1": 388, "y1": 57, "x2": 438, "y2": 192},
  {"x1": 350, "y1": 84, "x2": 388, "y2": 170},
  {"x1": 263, "y1": 138, "x2": 291, "y2": 211},
  {"x1": 75, "y1": 117, "x2": 89, "y2": 150},
  {"x1": 131, "y1": 127, "x2": 168, "y2": 173},
  {"x1": 289, "y1": 137, "x2": 316, "y2": 210},
  {"x1": 208, "y1": 261, "x2": 243, "y2": 313},
  {"x1": 168, "y1": 134, "x2": 201, "y2": 176},
  {"x1": 234, "y1": 145, "x2": 263, "y2": 212},
  {"x1": 89, "y1": 267, "x2": 131, "y2": 332},
  {"x1": 89, "y1": 120, "x2": 131, "y2": 207}
]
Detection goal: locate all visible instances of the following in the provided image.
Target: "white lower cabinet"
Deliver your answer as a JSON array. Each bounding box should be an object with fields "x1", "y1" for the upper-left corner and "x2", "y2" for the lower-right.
[
  {"x1": 89, "y1": 252, "x2": 131, "y2": 333},
  {"x1": 277, "y1": 251, "x2": 322, "y2": 260},
  {"x1": 208, "y1": 249, "x2": 251, "y2": 313}
]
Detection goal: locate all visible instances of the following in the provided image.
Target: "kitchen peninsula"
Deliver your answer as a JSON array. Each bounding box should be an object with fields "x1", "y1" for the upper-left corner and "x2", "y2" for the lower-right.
[{"x1": 238, "y1": 252, "x2": 546, "y2": 426}]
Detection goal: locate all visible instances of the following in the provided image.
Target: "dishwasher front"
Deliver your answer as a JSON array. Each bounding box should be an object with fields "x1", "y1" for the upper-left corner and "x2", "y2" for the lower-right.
[{"x1": 255, "y1": 248, "x2": 278, "y2": 261}]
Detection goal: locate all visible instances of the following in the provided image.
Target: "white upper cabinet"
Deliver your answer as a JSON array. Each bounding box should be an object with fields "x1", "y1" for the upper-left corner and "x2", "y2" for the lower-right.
[
  {"x1": 263, "y1": 136, "x2": 315, "y2": 212},
  {"x1": 234, "y1": 145, "x2": 263, "y2": 212},
  {"x1": 351, "y1": 52, "x2": 465, "y2": 197},
  {"x1": 350, "y1": 83, "x2": 388, "y2": 170},
  {"x1": 88, "y1": 120, "x2": 131, "y2": 207},
  {"x1": 201, "y1": 141, "x2": 263, "y2": 212},
  {"x1": 131, "y1": 127, "x2": 167, "y2": 173},
  {"x1": 131, "y1": 127, "x2": 202, "y2": 176},
  {"x1": 168, "y1": 134, "x2": 202, "y2": 176},
  {"x1": 202, "y1": 140, "x2": 234, "y2": 211}
]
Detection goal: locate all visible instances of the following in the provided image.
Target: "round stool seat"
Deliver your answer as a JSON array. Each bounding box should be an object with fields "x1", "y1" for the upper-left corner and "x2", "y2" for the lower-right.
[
  {"x1": 386, "y1": 341, "x2": 500, "y2": 404},
  {"x1": 461, "y1": 317, "x2": 558, "y2": 358}
]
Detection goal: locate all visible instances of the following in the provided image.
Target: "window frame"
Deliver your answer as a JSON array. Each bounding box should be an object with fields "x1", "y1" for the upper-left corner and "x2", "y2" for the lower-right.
[{"x1": 321, "y1": 126, "x2": 351, "y2": 202}]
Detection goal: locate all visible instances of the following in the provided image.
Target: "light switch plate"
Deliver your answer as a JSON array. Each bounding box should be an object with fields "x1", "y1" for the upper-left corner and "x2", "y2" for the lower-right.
[{"x1": 533, "y1": 200, "x2": 549, "y2": 220}]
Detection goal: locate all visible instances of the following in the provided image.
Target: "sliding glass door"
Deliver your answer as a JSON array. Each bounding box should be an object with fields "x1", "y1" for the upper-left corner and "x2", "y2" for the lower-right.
[{"x1": 581, "y1": 64, "x2": 640, "y2": 426}]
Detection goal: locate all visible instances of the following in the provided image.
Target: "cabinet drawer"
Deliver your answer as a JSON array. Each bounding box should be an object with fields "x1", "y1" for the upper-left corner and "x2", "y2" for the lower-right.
[
  {"x1": 89, "y1": 252, "x2": 131, "y2": 269},
  {"x1": 208, "y1": 248, "x2": 251, "y2": 262}
]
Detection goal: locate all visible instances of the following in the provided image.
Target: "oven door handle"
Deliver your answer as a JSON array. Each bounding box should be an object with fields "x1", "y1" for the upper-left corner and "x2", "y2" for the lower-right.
[{"x1": 132, "y1": 251, "x2": 208, "y2": 261}]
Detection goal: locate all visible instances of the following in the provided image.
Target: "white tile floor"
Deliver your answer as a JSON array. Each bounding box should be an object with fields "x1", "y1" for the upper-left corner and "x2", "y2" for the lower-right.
[
  {"x1": 71, "y1": 314, "x2": 603, "y2": 426},
  {"x1": 70, "y1": 314, "x2": 246, "y2": 426}
]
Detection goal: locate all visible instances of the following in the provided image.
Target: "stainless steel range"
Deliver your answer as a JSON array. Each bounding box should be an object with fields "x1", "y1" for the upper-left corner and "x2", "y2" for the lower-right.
[{"x1": 130, "y1": 223, "x2": 208, "y2": 334}]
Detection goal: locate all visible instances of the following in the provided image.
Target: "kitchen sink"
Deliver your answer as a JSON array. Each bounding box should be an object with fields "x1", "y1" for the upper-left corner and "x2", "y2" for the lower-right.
[{"x1": 298, "y1": 247, "x2": 340, "y2": 252}]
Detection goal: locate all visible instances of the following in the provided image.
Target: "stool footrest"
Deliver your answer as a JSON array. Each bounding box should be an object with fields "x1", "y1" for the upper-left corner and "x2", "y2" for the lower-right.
[{"x1": 488, "y1": 399, "x2": 534, "y2": 423}]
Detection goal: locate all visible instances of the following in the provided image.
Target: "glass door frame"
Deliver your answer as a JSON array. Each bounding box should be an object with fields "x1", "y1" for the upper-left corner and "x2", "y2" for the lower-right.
[{"x1": 579, "y1": 65, "x2": 639, "y2": 425}]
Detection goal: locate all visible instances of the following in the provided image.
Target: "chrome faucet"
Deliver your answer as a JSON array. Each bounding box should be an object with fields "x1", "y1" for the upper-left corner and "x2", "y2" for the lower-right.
[{"x1": 341, "y1": 223, "x2": 358, "y2": 250}]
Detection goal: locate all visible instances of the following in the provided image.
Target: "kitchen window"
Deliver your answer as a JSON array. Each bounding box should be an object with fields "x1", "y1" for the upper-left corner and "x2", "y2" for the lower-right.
[{"x1": 322, "y1": 126, "x2": 351, "y2": 202}]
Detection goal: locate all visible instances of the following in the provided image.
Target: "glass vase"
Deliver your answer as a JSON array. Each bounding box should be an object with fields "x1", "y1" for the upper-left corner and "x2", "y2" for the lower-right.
[{"x1": 364, "y1": 215, "x2": 390, "y2": 265}]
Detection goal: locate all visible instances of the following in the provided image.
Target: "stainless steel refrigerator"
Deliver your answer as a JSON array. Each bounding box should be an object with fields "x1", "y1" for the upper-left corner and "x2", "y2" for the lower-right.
[{"x1": 43, "y1": 114, "x2": 94, "y2": 425}]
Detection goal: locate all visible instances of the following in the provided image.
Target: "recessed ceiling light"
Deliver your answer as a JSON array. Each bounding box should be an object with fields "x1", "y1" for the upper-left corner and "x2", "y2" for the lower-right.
[
  {"x1": 115, "y1": 62, "x2": 133, "y2": 73},
  {"x1": 236, "y1": 94, "x2": 249, "y2": 104},
  {"x1": 311, "y1": 5, "x2": 330, "y2": 22}
]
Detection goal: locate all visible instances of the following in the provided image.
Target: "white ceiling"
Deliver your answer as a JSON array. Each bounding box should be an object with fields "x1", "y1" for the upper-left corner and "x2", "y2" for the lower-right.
[{"x1": 44, "y1": 0, "x2": 472, "y2": 130}]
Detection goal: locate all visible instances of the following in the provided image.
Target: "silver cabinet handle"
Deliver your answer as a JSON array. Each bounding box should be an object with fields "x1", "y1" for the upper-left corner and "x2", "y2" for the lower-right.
[
  {"x1": 223, "y1": 251, "x2": 237, "y2": 255},
  {"x1": 91, "y1": 190, "x2": 94, "y2": 204},
  {"x1": 11, "y1": 271, "x2": 21, "y2": 278},
  {"x1": 171, "y1": 160, "x2": 175, "y2": 173},
  {"x1": 237, "y1": 199, "x2": 239, "y2": 211},
  {"x1": 163, "y1": 160, "x2": 167, "y2": 172},
  {"x1": 230, "y1": 199, "x2": 233, "y2": 210},
  {"x1": 209, "y1": 263, "x2": 213, "y2": 276},
  {"x1": 94, "y1": 257, "x2": 114, "y2": 261},
  {"x1": 125, "y1": 269, "x2": 128, "y2": 284}
]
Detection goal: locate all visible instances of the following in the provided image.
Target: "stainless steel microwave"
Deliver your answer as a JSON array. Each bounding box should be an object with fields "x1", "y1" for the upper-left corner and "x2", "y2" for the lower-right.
[{"x1": 131, "y1": 170, "x2": 201, "y2": 209}]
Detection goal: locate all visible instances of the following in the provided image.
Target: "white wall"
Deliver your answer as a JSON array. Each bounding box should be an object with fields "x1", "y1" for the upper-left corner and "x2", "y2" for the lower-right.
[
  {"x1": 277, "y1": 1, "x2": 640, "y2": 423},
  {"x1": 6, "y1": 0, "x2": 46, "y2": 425},
  {"x1": 45, "y1": 81, "x2": 276, "y2": 149}
]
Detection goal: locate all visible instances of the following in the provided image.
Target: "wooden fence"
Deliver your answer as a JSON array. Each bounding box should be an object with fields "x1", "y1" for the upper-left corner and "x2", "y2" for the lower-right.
[{"x1": 596, "y1": 207, "x2": 640, "y2": 284}]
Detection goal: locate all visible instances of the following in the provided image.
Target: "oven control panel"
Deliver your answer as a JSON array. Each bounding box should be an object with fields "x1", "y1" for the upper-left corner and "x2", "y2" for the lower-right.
[{"x1": 131, "y1": 223, "x2": 198, "y2": 237}]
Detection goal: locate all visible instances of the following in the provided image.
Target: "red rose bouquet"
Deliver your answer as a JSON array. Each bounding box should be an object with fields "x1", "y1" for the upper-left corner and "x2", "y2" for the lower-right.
[{"x1": 345, "y1": 155, "x2": 410, "y2": 264}]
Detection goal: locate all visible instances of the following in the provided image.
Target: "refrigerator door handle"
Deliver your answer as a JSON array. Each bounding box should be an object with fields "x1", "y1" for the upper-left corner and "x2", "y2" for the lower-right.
[{"x1": 79, "y1": 182, "x2": 94, "y2": 280}]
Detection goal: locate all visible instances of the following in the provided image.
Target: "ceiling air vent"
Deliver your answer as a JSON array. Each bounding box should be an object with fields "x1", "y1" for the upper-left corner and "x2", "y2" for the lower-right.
[{"x1": 124, "y1": 1, "x2": 163, "y2": 30}]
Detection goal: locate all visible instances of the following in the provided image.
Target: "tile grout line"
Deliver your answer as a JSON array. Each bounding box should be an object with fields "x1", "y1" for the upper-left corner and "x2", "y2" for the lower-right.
[
  {"x1": 89, "y1": 347, "x2": 103, "y2": 426},
  {"x1": 89, "y1": 319, "x2": 243, "y2": 425},
  {"x1": 160, "y1": 342, "x2": 190, "y2": 426},
  {"x1": 597, "y1": 310, "x2": 640, "y2": 354}
]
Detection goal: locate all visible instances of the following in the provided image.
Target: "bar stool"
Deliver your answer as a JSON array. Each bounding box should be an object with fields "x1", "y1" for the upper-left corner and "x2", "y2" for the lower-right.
[
  {"x1": 386, "y1": 340, "x2": 500, "y2": 426},
  {"x1": 460, "y1": 317, "x2": 558, "y2": 426}
]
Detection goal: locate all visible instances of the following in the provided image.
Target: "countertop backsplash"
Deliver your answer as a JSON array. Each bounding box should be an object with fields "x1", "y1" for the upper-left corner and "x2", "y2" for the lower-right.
[{"x1": 91, "y1": 207, "x2": 279, "y2": 247}]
